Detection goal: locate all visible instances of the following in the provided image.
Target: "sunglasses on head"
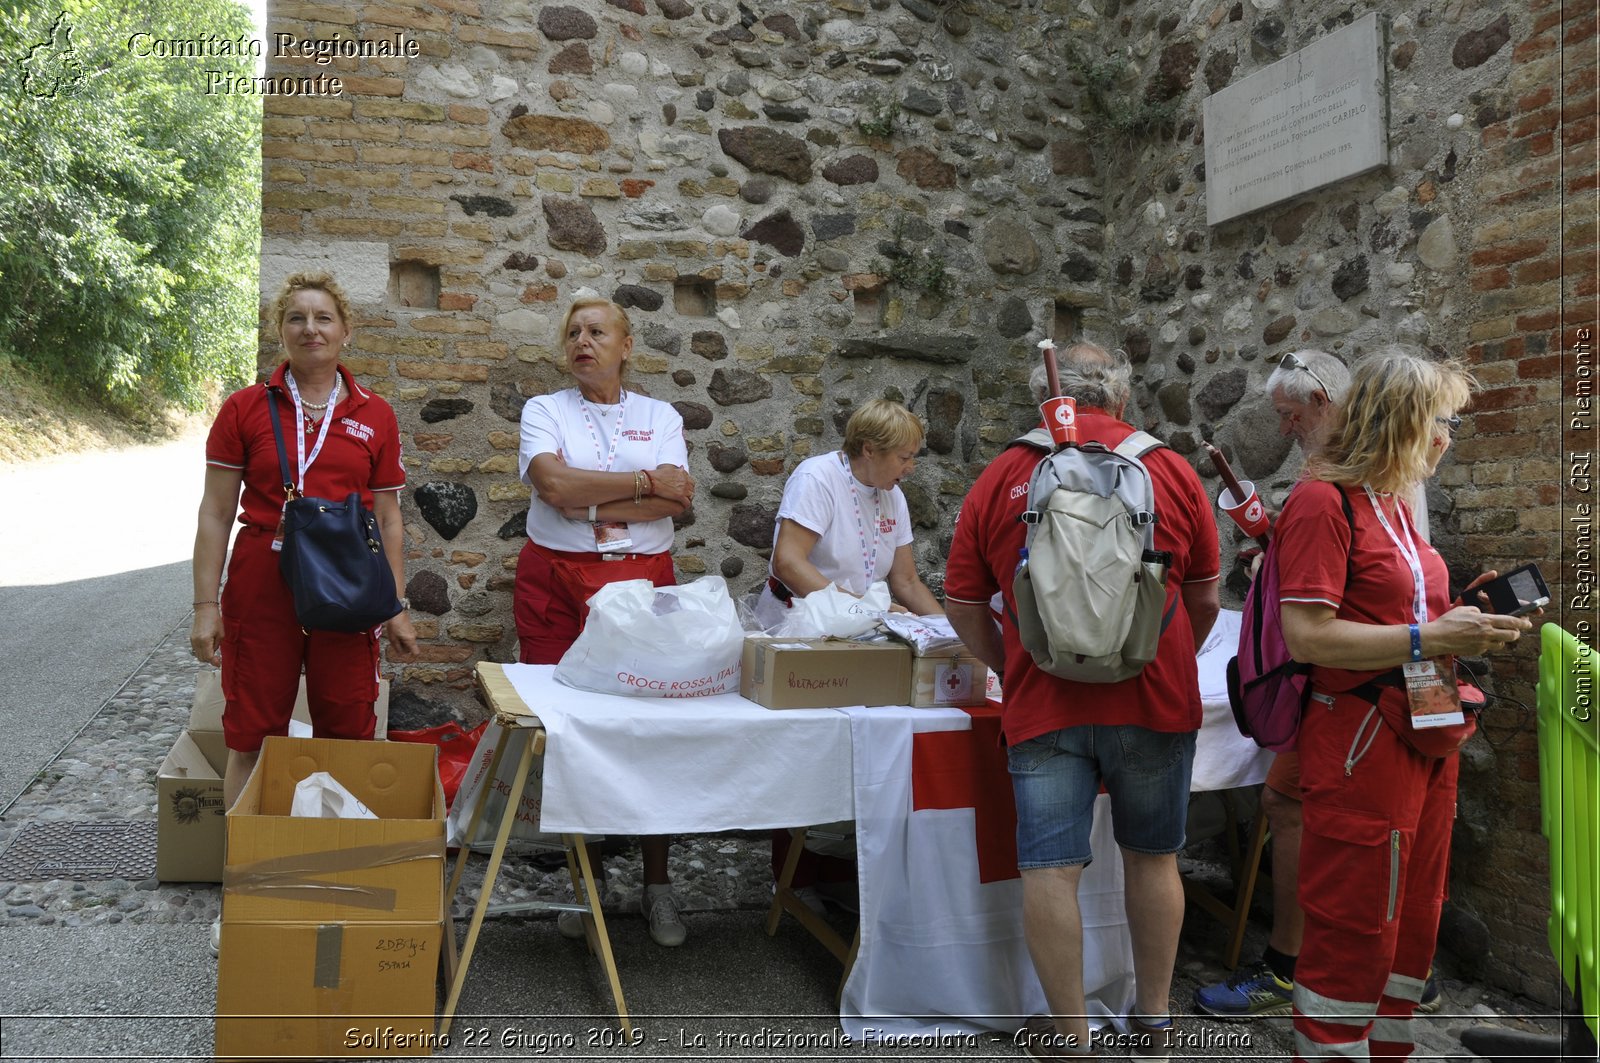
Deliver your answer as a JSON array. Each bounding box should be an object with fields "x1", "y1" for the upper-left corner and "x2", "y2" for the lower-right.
[{"x1": 1280, "y1": 351, "x2": 1331, "y2": 399}]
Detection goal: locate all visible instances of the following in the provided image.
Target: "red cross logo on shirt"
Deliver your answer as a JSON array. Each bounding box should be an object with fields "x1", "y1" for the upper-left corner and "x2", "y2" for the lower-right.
[{"x1": 911, "y1": 705, "x2": 1019, "y2": 883}]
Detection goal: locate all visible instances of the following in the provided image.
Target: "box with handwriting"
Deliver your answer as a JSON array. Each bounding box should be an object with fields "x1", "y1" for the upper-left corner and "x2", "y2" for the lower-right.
[{"x1": 739, "y1": 637, "x2": 912, "y2": 709}]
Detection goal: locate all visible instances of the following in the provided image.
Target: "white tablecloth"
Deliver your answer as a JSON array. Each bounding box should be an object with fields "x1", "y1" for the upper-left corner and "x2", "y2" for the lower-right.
[
  {"x1": 495, "y1": 610, "x2": 1271, "y2": 1036},
  {"x1": 501, "y1": 667, "x2": 853, "y2": 834}
]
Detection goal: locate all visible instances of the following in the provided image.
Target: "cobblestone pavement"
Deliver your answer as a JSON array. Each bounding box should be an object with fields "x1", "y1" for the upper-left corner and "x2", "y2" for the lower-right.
[{"x1": 0, "y1": 616, "x2": 1575, "y2": 1060}]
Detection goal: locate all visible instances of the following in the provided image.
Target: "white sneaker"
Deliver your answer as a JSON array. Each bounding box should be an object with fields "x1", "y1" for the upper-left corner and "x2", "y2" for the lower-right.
[
  {"x1": 794, "y1": 885, "x2": 828, "y2": 918},
  {"x1": 641, "y1": 890, "x2": 686, "y2": 948},
  {"x1": 557, "y1": 908, "x2": 586, "y2": 940},
  {"x1": 209, "y1": 916, "x2": 221, "y2": 958}
]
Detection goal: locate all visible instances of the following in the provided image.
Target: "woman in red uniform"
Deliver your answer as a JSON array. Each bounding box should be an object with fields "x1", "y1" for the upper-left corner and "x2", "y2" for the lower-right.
[
  {"x1": 190, "y1": 271, "x2": 417, "y2": 812},
  {"x1": 1274, "y1": 349, "x2": 1533, "y2": 1061}
]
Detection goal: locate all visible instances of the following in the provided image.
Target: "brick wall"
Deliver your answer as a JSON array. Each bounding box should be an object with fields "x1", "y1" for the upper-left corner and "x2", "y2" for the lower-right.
[{"x1": 1452, "y1": 0, "x2": 1597, "y2": 1002}]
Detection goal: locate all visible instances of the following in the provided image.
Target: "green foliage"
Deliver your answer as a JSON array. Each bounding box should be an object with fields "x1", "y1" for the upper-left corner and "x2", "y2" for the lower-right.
[
  {"x1": 0, "y1": 0, "x2": 260, "y2": 410},
  {"x1": 857, "y1": 98, "x2": 900, "y2": 139},
  {"x1": 1062, "y1": 41, "x2": 1179, "y2": 144},
  {"x1": 874, "y1": 215, "x2": 954, "y2": 299}
]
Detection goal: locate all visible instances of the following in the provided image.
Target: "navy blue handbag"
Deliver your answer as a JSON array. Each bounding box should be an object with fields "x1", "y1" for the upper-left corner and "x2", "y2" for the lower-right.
[{"x1": 267, "y1": 389, "x2": 401, "y2": 632}]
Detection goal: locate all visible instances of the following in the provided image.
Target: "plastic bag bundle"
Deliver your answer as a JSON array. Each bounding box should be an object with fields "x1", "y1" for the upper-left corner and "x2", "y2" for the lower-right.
[
  {"x1": 770, "y1": 582, "x2": 891, "y2": 639},
  {"x1": 555, "y1": 576, "x2": 745, "y2": 698},
  {"x1": 881, "y1": 612, "x2": 966, "y2": 655}
]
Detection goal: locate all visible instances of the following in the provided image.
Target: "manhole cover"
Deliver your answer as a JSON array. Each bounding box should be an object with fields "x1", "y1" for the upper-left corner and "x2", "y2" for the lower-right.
[{"x1": 0, "y1": 821, "x2": 156, "y2": 881}]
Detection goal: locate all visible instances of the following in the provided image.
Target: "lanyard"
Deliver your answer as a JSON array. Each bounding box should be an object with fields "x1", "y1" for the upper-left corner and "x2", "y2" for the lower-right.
[
  {"x1": 577, "y1": 391, "x2": 629, "y2": 472},
  {"x1": 839, "y1": 452, "x2": 883, "y2": 587},
  {"x1": 1363, "y1": 484, "x2": 1428, "y2": 625},
  {"x1": 284, "y1": 371, "x2": 338, "y2": 497}
]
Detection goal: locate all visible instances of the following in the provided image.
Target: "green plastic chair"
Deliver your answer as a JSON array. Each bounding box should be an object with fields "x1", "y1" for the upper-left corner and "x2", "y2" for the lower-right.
[{"x1": 1537, "y1": 623, "x2": 1599, "y2": 1039}]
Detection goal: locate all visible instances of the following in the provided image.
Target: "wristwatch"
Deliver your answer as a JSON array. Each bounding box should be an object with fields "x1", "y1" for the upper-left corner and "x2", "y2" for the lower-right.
[{"x1": 398, "y1": 597, "x2": 411, "y2": 611}]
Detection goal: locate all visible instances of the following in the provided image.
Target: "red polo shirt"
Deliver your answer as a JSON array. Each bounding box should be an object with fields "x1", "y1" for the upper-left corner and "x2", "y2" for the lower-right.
[
  {"x1": 1275, "y1": 479, "x2": 1449, "y2": 694},
  {"x1": 944, "y1": 410, "x2": 1220, "y2": 745},
  {"x1": 206, "y1": 362, "x2": 405, "y2": 529}
]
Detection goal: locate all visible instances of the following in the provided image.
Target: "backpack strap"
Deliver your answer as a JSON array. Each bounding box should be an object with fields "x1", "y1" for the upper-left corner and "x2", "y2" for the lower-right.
[
  {"x1": 1112, "y1": 429, "x2": 1165, "y2": 460},
  {"x1": 1013, "y1": 427, "x2": 1056, "y2": 451}
]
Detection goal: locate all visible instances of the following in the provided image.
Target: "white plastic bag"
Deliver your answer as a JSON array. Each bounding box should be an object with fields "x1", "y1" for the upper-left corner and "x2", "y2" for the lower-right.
[
  {"x1": 446, "y1": 722, "x2": 562, "y2": 850},
  {"x1": 881, "y1": 612, "x2": 966, "y2": 655},
  {"x1": 772, "y1": 582, "x2": 891, "y2": 639},
  {"x1": 554, "y1": 576, "x2": 745, "y2": 698},
  {"x1": 290, "y1": 771, "x2": 377, "y2": 819}
]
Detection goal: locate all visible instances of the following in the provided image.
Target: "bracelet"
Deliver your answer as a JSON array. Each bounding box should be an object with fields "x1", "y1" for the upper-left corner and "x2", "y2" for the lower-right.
[
  {"x1": 633, "y1": 469, "x2": 645, "y2": 504},
  {"x1": 587, "y1": 504, "x2": 597, "y2": 522},
  {"x1": 1409, "y1": 623, "x2": 1424, "y2": 662},
  {"x1": 193, "y1": 600, "x2": 219, "y2": 607},
  {"x1": 643, "y1": 469, "x2": 655, "y2": 497}
]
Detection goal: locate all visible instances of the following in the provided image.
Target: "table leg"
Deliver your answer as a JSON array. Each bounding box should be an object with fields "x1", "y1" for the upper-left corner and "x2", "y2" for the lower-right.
[
  {"x1": 439, "y1": 728, "x2": 534, "y2": 1039},
  {"x1": 446, "y1": 728, "x2": 512, "y2": 902},
  {"x1": 441, "y1": 729, "x2": 513, "y2": 989},
  {"x1": 571, "y1": 833, "x2": 633, "y2": 1037},
  {"x1": 765, "y1": 827, "x2": 807, "y2": 937}
]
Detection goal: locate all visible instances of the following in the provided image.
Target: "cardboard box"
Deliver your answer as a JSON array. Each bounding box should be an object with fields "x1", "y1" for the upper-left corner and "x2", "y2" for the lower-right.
[
  {"x1": 157, "y1": 672, "x2": 389, "y2": 883},
  {"x1": 216, "y1": 735, "x2": 445, "y2": 1060},
  {"x1": 909, "y1": 653, "x2": 992, "y2": 708},
  {"x1": 740, "y1": 637, "x2": 912, "y2": 709}
]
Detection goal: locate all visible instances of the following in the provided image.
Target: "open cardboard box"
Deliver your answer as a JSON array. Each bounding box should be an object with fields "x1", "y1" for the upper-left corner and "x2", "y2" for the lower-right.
[
  {"x1": 215, "y1": 735, "x2": 444, "y2": 1060},
  {"x1": 156, "y1": 672, "x2": 389, "y2": 883}
]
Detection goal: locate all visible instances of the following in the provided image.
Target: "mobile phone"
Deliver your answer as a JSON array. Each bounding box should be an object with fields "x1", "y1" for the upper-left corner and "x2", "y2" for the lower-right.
[{"x1": 1479, "y1": 563, "x2": 1550, "y2": 617}]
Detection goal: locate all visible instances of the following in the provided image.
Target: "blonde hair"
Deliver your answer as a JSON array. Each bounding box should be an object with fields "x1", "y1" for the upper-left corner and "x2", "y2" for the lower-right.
[
  {"x1": 272, "y1": 271, "x2": 353, "y2": 331},
  {"x1": 560, "y1": 297, "x2": 633, "y2": 342},
  {"x1": 843, "y1": 399, "x2": 925, "y2": 457},
  {"x1": 1306, "y1": 347, "x2": 1477, "y2": 493}
]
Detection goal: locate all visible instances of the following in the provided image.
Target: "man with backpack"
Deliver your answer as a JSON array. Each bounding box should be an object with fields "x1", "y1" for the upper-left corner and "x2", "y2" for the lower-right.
[
  {"x1": 946, "y1": 341, "x2": 1220, "y2": 1059},
  {"x1": 1196, "y1": 349, "x2": 1440, "y2": 1020}
]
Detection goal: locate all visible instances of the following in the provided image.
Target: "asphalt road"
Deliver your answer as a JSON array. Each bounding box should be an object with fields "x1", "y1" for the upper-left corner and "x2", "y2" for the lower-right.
[{"x1": 0, "y1": 436, "x2": 207, "y2": 809}]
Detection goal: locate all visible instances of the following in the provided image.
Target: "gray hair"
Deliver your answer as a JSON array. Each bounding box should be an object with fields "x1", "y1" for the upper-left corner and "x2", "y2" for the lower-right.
[
  {"x1": 1028, "y1": 341, "x2": 1131, "y2": 414},
  {"x1": 1267, "y1": 348, "x2": 1351, "y2": 405}
]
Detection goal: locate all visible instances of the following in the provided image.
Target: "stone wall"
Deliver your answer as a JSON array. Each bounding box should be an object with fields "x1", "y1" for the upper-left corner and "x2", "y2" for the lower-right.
[
  {"x1": 257, "y1": 0, "x2": 1585, "y2": 1002},
  {"x1": 1076, "y1": 0, "x2": 1588, "y2": 1003}
]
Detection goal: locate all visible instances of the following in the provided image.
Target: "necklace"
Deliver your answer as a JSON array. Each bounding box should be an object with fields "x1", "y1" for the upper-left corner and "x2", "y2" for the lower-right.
[{"x1": 300, "y1": 397, "x2": 330, "y2": 411}]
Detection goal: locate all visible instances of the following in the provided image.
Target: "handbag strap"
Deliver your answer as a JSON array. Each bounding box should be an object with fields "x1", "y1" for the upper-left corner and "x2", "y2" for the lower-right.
[{"x1": 265, "y1": 388, "x2": 297, "y2": 500}]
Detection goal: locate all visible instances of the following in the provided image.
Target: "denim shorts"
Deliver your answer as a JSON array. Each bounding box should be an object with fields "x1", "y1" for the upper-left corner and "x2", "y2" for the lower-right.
[{"x1": 1007, "y1": 724, "x2": 1197, "y2": 869}]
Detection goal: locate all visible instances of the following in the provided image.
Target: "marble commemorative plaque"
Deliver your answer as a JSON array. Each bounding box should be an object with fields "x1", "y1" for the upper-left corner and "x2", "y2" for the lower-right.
[{"x1": 1204, "y1": 12, "x2": 1389, "y2": 226}]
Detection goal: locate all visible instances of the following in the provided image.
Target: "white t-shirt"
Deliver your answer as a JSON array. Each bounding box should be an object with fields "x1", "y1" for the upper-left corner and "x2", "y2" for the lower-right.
[
  {"x1": 768, "y1": 451, "x2": 914, "y2": 594},
  {"x1": 518, "y1": 388, "x2": 688, "y2": 554}
]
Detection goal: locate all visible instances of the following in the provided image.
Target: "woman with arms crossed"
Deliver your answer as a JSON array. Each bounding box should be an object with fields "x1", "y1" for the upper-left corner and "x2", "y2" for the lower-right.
[{"x1": 515, "y1": 296, "x2": 695, "y2": 946}]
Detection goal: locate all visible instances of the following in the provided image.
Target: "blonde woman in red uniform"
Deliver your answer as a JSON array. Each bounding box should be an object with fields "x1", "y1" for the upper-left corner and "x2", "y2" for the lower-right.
[
  {"x1": 1274, "y1": 349, "x2": 1532, "y2": 1061},
  {"x1": 191, "y1": 272, "x2": 417, "y2": 815},
  {"x1": 189, "y1": 270, "x2": 416, "y2": 947}
]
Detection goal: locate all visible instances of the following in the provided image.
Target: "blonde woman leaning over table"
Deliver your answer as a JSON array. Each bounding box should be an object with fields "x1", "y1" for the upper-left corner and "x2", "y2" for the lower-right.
[
  {"x1": 755, "y1": 398, "x2": 942, "y2": 913},
  {"x1": 515, "y1": 295, "x2": 696, "y2": 947}
]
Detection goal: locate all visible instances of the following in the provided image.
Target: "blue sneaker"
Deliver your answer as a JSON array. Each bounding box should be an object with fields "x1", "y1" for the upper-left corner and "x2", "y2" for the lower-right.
[
  {"x1": 1417, "y1": 971, "x2": 1443, "y2": 1014},
  {"x1": 1194, "y1": 961, "x2": 1294, "y2": 1020}
]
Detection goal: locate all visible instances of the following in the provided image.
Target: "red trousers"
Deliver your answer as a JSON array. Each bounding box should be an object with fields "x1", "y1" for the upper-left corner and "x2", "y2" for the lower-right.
[
  {"x1": 1292, "y1": 687, "x2": 1459, "y2": 1061},
  {"x1": 513, "y1": 540, "x2": 674, "y2": 664},
  {"x1": 220, "y1": 528, "x2": 380, "y2": 751}
]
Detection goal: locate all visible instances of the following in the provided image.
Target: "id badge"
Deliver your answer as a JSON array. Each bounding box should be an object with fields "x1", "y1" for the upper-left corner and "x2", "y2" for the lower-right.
[
  {"x1": 592, "y1": 521, "x2": 633, "y2": 554},
  {"x1": 1403, "y1": 657, "x2": 1463, "y2": 728},
  {"x1": 271, "y1": 504, "x2": 286, "y2": 553}
]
